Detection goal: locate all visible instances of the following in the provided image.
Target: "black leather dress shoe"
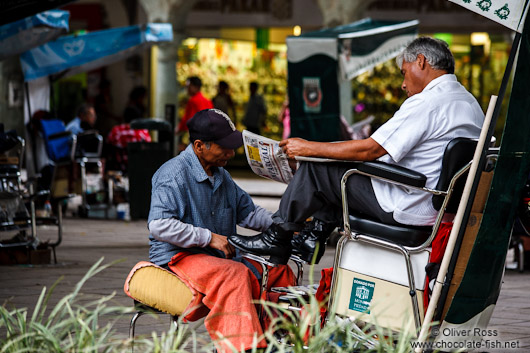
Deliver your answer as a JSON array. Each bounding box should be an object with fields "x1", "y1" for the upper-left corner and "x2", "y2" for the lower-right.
[
  {"x1": 228, "y1": 223, "x2": 293, "y2": 265},
  {"x1": 291, "y1": 219, "x2": 336, "y2": 264}
]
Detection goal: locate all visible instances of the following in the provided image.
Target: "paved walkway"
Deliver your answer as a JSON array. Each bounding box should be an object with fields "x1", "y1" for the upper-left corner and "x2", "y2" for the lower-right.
[{"x1": 0, "y1": 175, "x2": 529, "y2": 352}]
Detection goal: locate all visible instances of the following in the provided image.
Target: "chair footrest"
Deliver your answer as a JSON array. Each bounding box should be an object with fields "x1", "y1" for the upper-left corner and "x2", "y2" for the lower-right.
[
  {"x1": 272, "y1": 283, "x2": 319, "y2": 302},
  {"x1": 242, "y1": 252, "x2": 280, "y2": 267},
  {"x1": 242, "y1": 252, "x2": 307, "y2": 267},
  {"x1": 288, "y1": 254, "x2": 306, "y2": 265}
]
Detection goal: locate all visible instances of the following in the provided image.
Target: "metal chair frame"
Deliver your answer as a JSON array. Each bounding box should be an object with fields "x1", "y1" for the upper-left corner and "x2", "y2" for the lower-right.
[
  {"x1": 329, "y1": 151, "x2": 497, "y2": 333},
  {"x1": 129, "y1": 300, "x2": 180, "y2": 353},
  {"x1": 0, "y1": 137, "x2": 31, "y2": 238}
]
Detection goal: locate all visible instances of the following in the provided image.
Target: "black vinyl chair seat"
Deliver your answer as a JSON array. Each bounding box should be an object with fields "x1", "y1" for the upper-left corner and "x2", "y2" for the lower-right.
[
  {"x1": 346, "y1": 138, "x2": 477, "y2": 248},
  {"x1": 349, "y1": 212, "x2": 432, "y2": 247}
]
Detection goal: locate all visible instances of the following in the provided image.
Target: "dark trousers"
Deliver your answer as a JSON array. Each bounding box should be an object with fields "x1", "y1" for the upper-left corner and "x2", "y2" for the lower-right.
[
  {"x1": 271, "y1": 162, "x2": 397, "y2": 231},
  {"x1": 246, "y1": 126, "x2": 260, "y2": 135}
]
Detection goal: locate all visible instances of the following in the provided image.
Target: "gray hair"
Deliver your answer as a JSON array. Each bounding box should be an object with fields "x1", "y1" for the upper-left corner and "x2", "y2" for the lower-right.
[
  {"x1": 396, "y1": 37, "x2": 455, "y2": 74},
  {"x1": 76, "y1": 103, "x2": 94, "y2": 117}
]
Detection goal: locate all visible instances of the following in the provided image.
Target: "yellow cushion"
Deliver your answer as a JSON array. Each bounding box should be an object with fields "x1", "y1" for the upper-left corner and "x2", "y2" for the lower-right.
[{"x1": 124, "y1": 261, "x2": 194, "y2": 316}]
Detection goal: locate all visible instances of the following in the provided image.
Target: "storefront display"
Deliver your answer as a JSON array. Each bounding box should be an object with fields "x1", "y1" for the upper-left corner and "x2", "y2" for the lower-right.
[
  {"x1": 177, "y1": 38, "x2": 287, "y2": 141},
  {"x1": 176, "y1": 32, "x2": 512, "y2": 145}
]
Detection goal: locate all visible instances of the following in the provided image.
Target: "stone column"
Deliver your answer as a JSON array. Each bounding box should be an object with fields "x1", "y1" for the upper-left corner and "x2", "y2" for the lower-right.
[
  {"x1": 150, "y1": 40, "x2": 180, "y2": 121},
  {"x1": 316, "y1": 0, "x2": 377, "y2": 28},
  {"x1": 139, "y1": 0, "x2": 197, "y2": 154},
  {"x1": 315, "y1": 0, "x2": 377, "y2": 124}
]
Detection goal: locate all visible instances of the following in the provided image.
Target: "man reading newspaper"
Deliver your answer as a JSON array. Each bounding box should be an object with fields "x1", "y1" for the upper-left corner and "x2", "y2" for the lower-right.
[{"x1": 229, "y1": 37, "x2": 484, "y2": 265}]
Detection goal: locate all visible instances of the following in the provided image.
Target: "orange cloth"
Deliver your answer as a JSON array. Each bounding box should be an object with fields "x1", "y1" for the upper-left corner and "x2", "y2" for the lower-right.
[{"x1": 168, "y1": 252, "x2": 295, "y2": 353}]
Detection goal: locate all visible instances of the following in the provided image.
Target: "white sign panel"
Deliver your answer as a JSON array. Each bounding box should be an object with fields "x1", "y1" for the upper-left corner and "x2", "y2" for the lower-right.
[
  {"x1": 338, "y1": 33, "x2": 416, "y2": 81},
  {"x1": 449, "y1": 0, "x2": 529, "y2": 32}
]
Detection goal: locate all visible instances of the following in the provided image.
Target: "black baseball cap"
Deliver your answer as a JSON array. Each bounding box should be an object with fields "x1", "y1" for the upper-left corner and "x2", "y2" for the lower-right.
[{"x1": 187, "y1": 109, "x2": 243, "y2": 149}]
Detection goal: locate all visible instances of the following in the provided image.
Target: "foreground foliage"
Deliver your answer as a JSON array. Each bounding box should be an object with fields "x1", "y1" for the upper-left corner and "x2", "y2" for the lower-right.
[{"x1": 1, "y1": 259, "x2": 418, "y2": 353}]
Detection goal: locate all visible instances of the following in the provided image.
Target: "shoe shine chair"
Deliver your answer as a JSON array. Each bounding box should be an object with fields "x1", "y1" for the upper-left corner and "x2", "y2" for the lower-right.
[
  {"x1": 73, "y1": 129, "x2": 105, "y2": 217},
  {"x1": 38, "y1": 119, "x2": 109, "y2": 218},
  {"x1": 26, "y1": 118, "x2": 80, "y2": 263},
  {"x1": 328, "y1": 137, "x2": 490, "y2": 335},
  {"x1": 245, "y1": 137, "x2": 492, "y2": 346},
  {"x1": 0, "y1": 134, "x2": 63, "y2": 264},
  {"x1": 0, "y1": 137, "x2": 33, "y2": 257}
]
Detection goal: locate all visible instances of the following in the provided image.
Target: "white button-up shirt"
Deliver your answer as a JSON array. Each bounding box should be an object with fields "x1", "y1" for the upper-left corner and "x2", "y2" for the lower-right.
[{"x1": 370, "y1": 74, "x2": 484, "y2": 225}]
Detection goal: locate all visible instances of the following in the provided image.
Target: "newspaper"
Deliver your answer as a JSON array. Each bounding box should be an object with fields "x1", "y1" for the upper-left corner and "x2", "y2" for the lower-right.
[
  {"x1": 242, "y1": 130, "x2": 294, "y2": 184},
  {"x1": 242, "y1": 130, "x2": 354, "y2": 183}
]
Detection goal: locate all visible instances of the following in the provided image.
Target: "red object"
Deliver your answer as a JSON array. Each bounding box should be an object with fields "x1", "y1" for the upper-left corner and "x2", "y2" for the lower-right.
[
  {"x1": 423, "y1": 222, "x2": 453, "y2": 310},
  {"x1": 107, "y1": 123, "x2": 151, "y2": 148},
  {"x1": 178, "y1": 92, "x2": 213, "y2": 132},
  {"x1": 315, "y1": 267, "x2": 334, "y2": 326},
  {"x1": 107, "y1": 124, "x2": 151, "y2": 170},
  {"x1": 168, "y1": 252, "x2": 295, "y2": 353}
]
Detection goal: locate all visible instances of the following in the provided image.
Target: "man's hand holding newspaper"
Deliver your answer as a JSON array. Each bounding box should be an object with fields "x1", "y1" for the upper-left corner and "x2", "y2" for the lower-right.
[
  {"x1": 243, "y1": 130, "x2": 346, "y2": 184},
  {"x1": 243, "y1": 130, "x2": 295, "y2": 184}
]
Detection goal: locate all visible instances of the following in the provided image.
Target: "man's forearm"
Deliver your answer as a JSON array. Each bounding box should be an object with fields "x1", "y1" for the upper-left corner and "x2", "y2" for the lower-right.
[
  {"x1": 238, "y1": 205, "x2": 273, "y2": 231},
  {"x1": 281, "y1": 137, "x2": 387, "y2": 161},
  {"x1": 149, "y1": 218, "x2": 211, "y2": 248}
]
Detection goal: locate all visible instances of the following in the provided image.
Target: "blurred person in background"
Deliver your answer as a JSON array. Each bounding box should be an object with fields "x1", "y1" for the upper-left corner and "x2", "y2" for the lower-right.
[
  {"x1": 26, "y1": 110, "x2": 55, "y2": 190},
  {"x1": 123, "y1": 85, "x2": 148, "y2": 123},
  {"x1": 177, "y1": 76, "x2": 213, "y2": 133},
  {"x1": 66, "y1": 103, "x2": 97, "y2": 135},
  {"x1": 94, "y1": 79, "x2": 120, "y2": 138},
  {"x1": 176, "y1": 76, "x2": 213, "y2": 151},
  {"x1": 213, "y1": 80, "x2": 237, "y2": 122},
  {"x1": 243, "y1": 81, "x2": 267, "y2": 135},
  {"x1": 66, "y1": 103, "x2": 101, "y2": 157},
  {"x1": 278, "y1": 97, "x2": 290, "y2": 140}
]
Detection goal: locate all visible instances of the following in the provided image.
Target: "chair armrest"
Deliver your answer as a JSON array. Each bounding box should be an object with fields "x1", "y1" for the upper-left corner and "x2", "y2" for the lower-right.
[
  {"x1": 76, "y1": 132, "x2": 103, "y2": 157},
  {"x1": 48, "y1": 131, "x2": 72, "y2": 140},
  {"x1": 358, "y1": 161, "x2": 427, "y2": 188}
]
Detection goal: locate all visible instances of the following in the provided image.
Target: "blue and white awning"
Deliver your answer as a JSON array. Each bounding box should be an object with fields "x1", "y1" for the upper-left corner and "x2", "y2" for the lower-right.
[
  {"x1": 0, "y1": 10, "x2": 69, "y2": 61},
  {"x1": 20, "y1": 23, "x2": 173, "y2": 81}
]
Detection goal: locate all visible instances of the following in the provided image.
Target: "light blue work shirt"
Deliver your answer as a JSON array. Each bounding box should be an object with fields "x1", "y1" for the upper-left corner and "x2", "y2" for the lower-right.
[
  {"x1": 65, "y1": 117, "x2": 83, "y2": 135},
  {"x1": 148, "y1": 144, "x2": 256, "y2": 266}
]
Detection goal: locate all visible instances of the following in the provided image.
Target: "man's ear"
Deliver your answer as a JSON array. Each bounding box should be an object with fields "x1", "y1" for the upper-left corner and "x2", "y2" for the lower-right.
[
  {"x1": 416, "y1": 54, "x2": 426, "y2": 70},
  {"x1": 193, "y1": 139, "x2": 203, "y2": 153}
]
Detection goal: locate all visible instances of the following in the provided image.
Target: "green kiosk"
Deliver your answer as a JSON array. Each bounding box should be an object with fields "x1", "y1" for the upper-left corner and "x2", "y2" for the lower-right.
[{"x1": 286, "y1": 18, "x2": 418, "y2": 141}]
